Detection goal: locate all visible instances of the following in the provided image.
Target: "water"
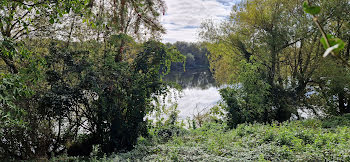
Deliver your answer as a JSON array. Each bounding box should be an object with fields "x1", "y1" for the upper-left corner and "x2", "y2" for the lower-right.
[
  {"x1": 161, "y1": 68, "x2": 319, "y2": 120},
  {"x1": 163, "y1": 68, "x2": 222, "y2": 120}
]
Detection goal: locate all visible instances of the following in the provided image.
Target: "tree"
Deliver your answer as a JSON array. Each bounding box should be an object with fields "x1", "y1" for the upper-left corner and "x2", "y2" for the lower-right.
[
  {"x1": 199, "y1": 0, "x2": 350, "y2": 125},
  {"x1": 168, "y1": 41, "x2": 210, "y2": 71},
  {"x1": 0, "y1": 0, "x2": 182, "y2": 159},
  {"x1": 38, "y1": 39, "x2": 184, "y2": 155},
  {"x1": 0, "y1": 0, "x2": 90, "y2": 73},
  {"x1": 221, "y1": 59, "x2": 272, "y2": 128},
  {"x1": 87, "y1": 0, "x2": 166, "y2": 62}
]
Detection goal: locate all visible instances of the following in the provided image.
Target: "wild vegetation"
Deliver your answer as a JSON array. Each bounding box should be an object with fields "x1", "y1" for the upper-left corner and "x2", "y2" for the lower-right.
[
  {"x1": 199, "y1": 0, "x2": 350, "y2": 127},
  {"x1": 50, "y1": 114, "x2": 350, "y2": 161},
  {"x1": 1, "y1": 0, "x2": 350, "y2": 161}
]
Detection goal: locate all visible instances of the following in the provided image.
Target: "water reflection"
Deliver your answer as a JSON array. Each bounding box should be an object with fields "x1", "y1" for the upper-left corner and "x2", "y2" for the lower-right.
[
  {"x1": 161, "y1": 68, "x2": 317, "y2": 120},
  {"x1": 162, "y1": 68, "x2": 222, "y2": 120},
  {"x1": 164, "y1": 68, "x2": 216, "y2": 89}
]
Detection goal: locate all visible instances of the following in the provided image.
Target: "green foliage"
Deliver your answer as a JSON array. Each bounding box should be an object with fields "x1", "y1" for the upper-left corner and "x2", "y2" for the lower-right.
[
  {"x1": 0, "y1": 41, "x2": 51, "y2": 159},
  {"x1": 60, "y1": 119, "x2": 350, "y2": 161},
  {"x1": 220, "y1": 88, "x2": 241, "y2": 128},
  {"x1": 168, "y1": 41, "x2": 210, "y2": 71},
  {"x1": 0, "y1": 0, "x2": 176, "y2": 160},
  {"x1": 321, "y1": 114, "x2": 350, "y2": 128},
  {"x1": 320, "y1": 35, "x2": 346, "y2": 54},
  {"x1": 200, "y1": 0, "x2": 311, "y2": 123},
  {"x1": 201, "y1": 0, "x2": 350, "y2": 123},
  {"x1": 303, "y1": 1, "x2": 321, "y2": 15},
  {"x1": 34, "y1": 38, "x2": 185, "y2": 157},
  {"x1": 220, "y1": 59, "x2": 273, "y2": 128},
  {"x1": 0, "y1": 74, "x2": 29, "y2": 130},
  {"x1": 310, "y1": 61, "x2": 350, "y2": 115},
  {"x1": 135, "y1": 41, "x2": 185, "y2": 78},
  {"x1": 0, "y1": 0, "x2": 90, "y2": 37},
  {"x1": 303, "y1": 1, "x2": 348, "y2": 63},
  {"x1": 0, "y1": 37, "x2": 183, "y2": 160},
  {"x1": 146, "y1": 98, "x2": 189, "y2": 144},
  {"x1": 2, "y1": 0, "x2": 350, "y2": 160}
]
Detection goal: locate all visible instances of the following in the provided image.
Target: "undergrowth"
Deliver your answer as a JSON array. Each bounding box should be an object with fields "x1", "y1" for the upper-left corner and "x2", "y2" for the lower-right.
[{"x1": 51, "y1": 115, "x2": 350, "y2": 162}]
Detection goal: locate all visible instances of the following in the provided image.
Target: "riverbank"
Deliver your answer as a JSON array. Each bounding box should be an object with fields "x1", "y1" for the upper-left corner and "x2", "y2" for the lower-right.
[{"x1": 52, "y1": 115, "x2": 350, "y2": 161}]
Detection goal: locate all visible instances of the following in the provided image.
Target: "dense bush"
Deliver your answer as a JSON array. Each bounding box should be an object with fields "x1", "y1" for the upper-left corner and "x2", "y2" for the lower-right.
[
  {"x1": 0, "y1": 42, "x2": 52, "y2": 159},
  {"x1": 321, "y1": 114, "x2": 350, "y2": 128},
  {"x1": 220, "y1": 60, "x2": 278, "y2": 128},
  {"x1": 38, "y1": 39, "x2": 185, "y2": 155},
  {"x1": 0, "y1": 38, "x2": 185, "y2": 159}
]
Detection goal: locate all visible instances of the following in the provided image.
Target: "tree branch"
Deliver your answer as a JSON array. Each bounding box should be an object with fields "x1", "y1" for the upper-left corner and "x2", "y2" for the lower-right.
[
  {"x1": 312, "y1": 16, "x2": 350, "y2": 68},
  {"x1": 9, "y1": 11, "x2": 30, "y2": 32}
]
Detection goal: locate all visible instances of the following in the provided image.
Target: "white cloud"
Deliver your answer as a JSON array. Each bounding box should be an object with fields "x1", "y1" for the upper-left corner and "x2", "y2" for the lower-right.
[{"x1": 161, "y1": 0, "x2": 237, "y2": 43}]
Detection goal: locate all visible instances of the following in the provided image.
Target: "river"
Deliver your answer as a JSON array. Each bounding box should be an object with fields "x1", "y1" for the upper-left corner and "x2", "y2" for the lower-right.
[
  {"x1": 162, "y1": 68, "x2": 222, "y2": 120},
  {"x1": 161, "y1": 68, "x2": 318, "y2": 120}
]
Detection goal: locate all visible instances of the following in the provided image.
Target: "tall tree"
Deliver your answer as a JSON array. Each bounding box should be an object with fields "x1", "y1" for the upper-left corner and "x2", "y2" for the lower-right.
[
  {"x1": 0, "y1": 0, "x2": 90, "y2": 73},
  {"x1": 88, "y1": 0, "x2": 166, "y2": 62},
  {"x1": 200, "y1": 0, "x2": 350, "y2": 123}
]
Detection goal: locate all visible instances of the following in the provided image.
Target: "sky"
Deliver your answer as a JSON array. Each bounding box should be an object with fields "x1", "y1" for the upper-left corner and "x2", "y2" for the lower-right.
[{"x1": 161, "y1": 0, "x2": 237, "y2": 43}]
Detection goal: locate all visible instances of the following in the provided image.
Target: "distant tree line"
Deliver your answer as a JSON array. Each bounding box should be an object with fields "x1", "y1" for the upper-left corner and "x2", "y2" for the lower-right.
[{"x1": 165, "y1": 42, "x2": 210, "y2": 71}]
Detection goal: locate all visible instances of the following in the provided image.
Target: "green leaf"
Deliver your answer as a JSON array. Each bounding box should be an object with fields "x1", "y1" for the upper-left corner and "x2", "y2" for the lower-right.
[
  {"x1": 320, "y1": 34, "x2": 346, "y2": 54},
  {"x1": 332, "y1": 39, "x2": 345, "y2": 53},
  {"x1": 91, "y1": 22, "x2": 96, "y2": 29},
  {"x1": 36, "y1": 10, "x2": 40, "y2": 14},
  {"x1": 303, "y1": 1, "x2": 321, "y2": 15},
  {"x1": 320, "y1": 35, "x2": 332, "y2": 49},
  {"x1": 49, "y1": 18, "x2": 54, "y2": 24}
]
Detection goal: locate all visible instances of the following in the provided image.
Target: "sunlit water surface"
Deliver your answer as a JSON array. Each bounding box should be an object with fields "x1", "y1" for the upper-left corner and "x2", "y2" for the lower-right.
[{"x1": 161, "y1": 68, "x2": 222, "y2": 120}]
